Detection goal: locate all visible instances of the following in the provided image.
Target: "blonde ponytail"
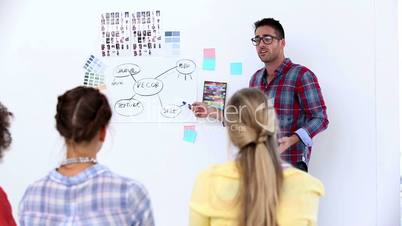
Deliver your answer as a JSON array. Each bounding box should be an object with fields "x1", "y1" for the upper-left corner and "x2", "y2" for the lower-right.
[{"x1": 225, "y1": 88, "x2": 283, "y2": 226}]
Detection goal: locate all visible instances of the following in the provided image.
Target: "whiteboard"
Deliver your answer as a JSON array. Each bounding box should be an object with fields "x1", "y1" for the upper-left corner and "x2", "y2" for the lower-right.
[{"x1": 105, "y1": 57, "x2": 198, "y2": 123}]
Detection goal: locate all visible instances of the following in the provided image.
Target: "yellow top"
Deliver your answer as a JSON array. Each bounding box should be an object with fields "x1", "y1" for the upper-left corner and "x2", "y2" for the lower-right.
[{"x1": 189, "y1": 161, "x2": 324, "y2": 226}]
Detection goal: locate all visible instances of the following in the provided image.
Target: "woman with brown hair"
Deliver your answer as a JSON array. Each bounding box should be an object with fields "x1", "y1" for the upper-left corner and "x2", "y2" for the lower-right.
[
  {"x1": 189, "y1": 88, "x2": 324, "y2": 226},
  {"x1": 0, "y1": 102, "x2": 17, "y2": 226},
  {"x1": 19, "y1": 86, "x2": 154, "y2": 226}
]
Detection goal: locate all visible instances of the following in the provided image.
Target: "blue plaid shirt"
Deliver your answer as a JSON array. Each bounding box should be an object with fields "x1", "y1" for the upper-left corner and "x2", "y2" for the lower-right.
[
  {"x1": 19, "y1": 164, "x2": 154, "y2": 226},
  {"x1": 250, "y1": 58, "x2": 329, "y2": 165}
]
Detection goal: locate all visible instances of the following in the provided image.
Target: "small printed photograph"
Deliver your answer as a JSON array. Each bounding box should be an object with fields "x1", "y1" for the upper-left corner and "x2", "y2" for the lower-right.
[
  {"x1": 100, "y1": 10, "x2": 162, "y2": 57},
  {"x1": 202, "y1": 81, "x2": 227, "y2": 111}
]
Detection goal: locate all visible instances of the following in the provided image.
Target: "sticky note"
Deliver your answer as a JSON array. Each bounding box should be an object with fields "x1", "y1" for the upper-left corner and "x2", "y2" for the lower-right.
[
  {"x1": 183, "y1": 129, "x2": 197, "y2": 143},
  {"x1": 203, "y1": 58, "x2": 216, "y2": 71},
  {"x1": 230, "y1": 62, "x2": 243, "y2": 75},
  {"x1": 203, "y1": 48, "x2": 215, "y2": 58},
  {"x1": 184, "y1": 125, "x2": 195, "y2": 130}
]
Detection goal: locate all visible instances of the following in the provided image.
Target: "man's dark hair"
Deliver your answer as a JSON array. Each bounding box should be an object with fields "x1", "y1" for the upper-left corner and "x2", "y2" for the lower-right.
[
  {"x1": 0, "y1": 102, "x2": 13, "y2": 160},
  {"x1": 254, "y1": 18, "x2": 285, "y2": 39}
]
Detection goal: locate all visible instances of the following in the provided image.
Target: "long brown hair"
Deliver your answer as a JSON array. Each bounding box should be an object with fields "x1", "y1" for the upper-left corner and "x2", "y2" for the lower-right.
[{"x1": 225, "y1": 88, "x2": 283, "y2": 226}]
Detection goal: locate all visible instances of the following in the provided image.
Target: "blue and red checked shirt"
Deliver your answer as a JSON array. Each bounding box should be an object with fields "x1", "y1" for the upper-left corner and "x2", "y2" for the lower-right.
[
  {"x1": 19, "y1": 164, "x2": 154, "y2": 226},
  {"x1": 249, "y1": 58, "x2": 329, "y2": 165}
]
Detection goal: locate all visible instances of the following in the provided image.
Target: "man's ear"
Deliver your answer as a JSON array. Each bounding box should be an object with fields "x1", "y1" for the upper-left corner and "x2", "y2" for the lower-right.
[
  {"x1": 99, "y1": 127, "x2": 106, "y2": 142},
  {"x1": 281, "y1": 39, "x2": 286, "y2": 48}
]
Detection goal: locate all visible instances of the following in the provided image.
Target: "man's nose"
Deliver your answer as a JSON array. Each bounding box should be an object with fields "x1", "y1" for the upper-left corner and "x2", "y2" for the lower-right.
[
  {"x1": 256, "y1": 40, "x2": 266, "y2": 47},
  {"x1": 257, "y1": 41, "x2": 266, "y2": 48}
]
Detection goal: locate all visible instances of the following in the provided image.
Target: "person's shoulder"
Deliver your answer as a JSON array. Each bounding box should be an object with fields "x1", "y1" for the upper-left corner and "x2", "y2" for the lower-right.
[
  {"x1": 287, "y1": 63, "x2": 319, "y2": 85},
  {"x1": 283, "y1": 167, "x2": 325, "y2": 196},
  {"x1": 201, "y1": 161, "x2": 238, "y2": 179},
  {"x1": 105, "y1": 170, "x2": 146, "y2": 190},
  {"x1": 20, "y1": 173, "x2": 54, "y2": 202},
  {"x1": 288, "y1": 61, "x2": 314, "y2": 75},
  {"x1": 0, "y1": 186, "x2": 5, "y2": 196},
  {"x1": 105, "y1": 169, "x2": 150, "y2": 196},
  {"x1": 250, "y1": 67, "x2": 265, "y2": 79},
  {"x1": 0, "y1": 186, "x2": 9, "y2": 201},
  {"x1": 253, "y1": 67, "x2": 265, "y2": 75},
  {"x1": 191, "y1": 161, "x2": 239, "y2": 217},
  {"x1": 192, "y1": 161, "x2": 239, "y2": 188},
  {"x1": 25, "y1": 173, "x2": 53, "y2": 190}
]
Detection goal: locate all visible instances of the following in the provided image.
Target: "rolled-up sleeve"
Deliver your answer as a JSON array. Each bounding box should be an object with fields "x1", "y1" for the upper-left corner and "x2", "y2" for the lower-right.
[{"x1": 296, "y1": 70, "x2": 329, "y2": 139}]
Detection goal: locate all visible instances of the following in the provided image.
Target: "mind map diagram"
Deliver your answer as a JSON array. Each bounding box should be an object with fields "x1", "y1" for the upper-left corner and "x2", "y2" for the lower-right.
[{"x1": 110, "y1": 59, "x2": 196, "y2": 120}]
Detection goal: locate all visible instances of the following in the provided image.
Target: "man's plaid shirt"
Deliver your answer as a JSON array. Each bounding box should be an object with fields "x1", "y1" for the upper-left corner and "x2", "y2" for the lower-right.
[{"x1": 249, "y1": 58, "x2": 329, "y2": 164}]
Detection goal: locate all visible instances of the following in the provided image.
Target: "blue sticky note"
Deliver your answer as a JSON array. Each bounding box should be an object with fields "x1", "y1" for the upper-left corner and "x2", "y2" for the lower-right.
[
  {"x1": 230, "y1": 62, "x2": 242, "y2": 75},
  {"x1": 203, "y1": 58, "x2": 216, "y2": 71},
  {"x1": 183, "y1": 129, "x2": 197, "y2": 143}
]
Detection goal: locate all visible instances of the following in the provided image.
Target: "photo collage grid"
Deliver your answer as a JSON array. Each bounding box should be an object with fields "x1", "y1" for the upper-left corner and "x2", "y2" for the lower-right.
[{"x1": 101, "y1": 10, "x2": 162, "y2": 57}]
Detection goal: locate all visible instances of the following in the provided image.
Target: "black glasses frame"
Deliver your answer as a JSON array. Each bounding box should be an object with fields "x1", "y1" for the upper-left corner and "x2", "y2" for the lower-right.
[{"x1": 251, "y1": 35, "x2": 281, "y2": 46}]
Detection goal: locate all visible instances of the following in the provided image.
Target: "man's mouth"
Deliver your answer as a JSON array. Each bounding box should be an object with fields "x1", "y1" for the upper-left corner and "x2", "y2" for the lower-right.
[{"x1": 259, "y1": 50, "x2": 268, "y2": 56}]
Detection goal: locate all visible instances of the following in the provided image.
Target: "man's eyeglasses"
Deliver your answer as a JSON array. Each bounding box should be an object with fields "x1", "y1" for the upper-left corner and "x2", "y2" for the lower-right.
[{"x1": 251, "y1": 35, "x2": 281, "y2": 46}]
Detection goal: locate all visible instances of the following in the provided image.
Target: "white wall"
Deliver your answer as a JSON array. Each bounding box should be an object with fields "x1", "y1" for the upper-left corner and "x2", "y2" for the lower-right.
[
  {"x1": 0, "y1": 0, "x2": 399, "y2": 226},
  {"x1": 375, "y1": 0, "x2": 400, "y2": 225}
]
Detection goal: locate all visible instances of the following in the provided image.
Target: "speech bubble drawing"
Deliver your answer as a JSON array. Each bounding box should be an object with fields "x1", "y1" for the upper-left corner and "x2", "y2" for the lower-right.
[
  {"x1": 160, "y1": 105, "x2": 182, "y2": 118},
  {"x1": 176, "y1": 59, "x2": 196, "y2": 75},
  {"x1": 114, "y1": 99, "x2": 144, "y2": 116},
  {"x1": 133, "y1": 78, "x2": 163, "y2": 96},
  {"x1": 113, "y1": 64, "x2": 141, "y2": 78}
]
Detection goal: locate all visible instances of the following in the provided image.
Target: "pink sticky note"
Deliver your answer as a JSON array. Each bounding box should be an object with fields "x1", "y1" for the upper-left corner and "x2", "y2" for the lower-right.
[
  {"x1": 184, "y1": 125, "x2": 196, "y2": 130},
  {"x1": 203, "y1": 48, "x2": 215, "y2": 58}
]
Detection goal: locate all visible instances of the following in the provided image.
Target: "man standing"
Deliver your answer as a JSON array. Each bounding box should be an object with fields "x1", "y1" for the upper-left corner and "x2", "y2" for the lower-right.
[
  {"x1": 249, "y1": 18, "x2": 328, "y2": 171},
  {"x1": 193, "y1": 18, "x2": 329, "y2": 172}
]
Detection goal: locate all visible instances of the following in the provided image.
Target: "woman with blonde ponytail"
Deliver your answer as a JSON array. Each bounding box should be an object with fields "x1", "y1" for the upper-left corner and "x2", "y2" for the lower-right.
[{"x1": 189, "y1": 88, "x2": 324, "y2": 226}]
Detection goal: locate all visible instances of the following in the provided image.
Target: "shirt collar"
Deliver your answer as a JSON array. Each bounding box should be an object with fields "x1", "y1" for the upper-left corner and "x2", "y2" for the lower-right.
[
  {"x1": 275, "y1": 58, "x2": 292, "y2": 75},
  {"x1": 48, "y1": 164, "x2": 109, "y2": 186},
  {"x1": 261, "y1": 58, "x2": 292, "y2": 84}
]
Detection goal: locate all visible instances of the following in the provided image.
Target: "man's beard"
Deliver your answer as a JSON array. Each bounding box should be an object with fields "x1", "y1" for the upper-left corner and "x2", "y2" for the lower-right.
[{"x1": 260, "y1": 53, "x2": 278, "y2": 64}]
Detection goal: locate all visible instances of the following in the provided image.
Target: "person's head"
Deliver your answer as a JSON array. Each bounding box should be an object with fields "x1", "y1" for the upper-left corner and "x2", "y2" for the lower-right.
[
  {"x1": 55, "y1": 86, "x2": 112, "y2": 151},
  {"x1": 0, "y1": 102, "x2": 13, "y2": 161},
  {"x1": 252, "y1": 18, "x2": 286, "y2": 64},
  {"x1": 225, "y1": 88, "x2": 283, "y2": 226}
]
